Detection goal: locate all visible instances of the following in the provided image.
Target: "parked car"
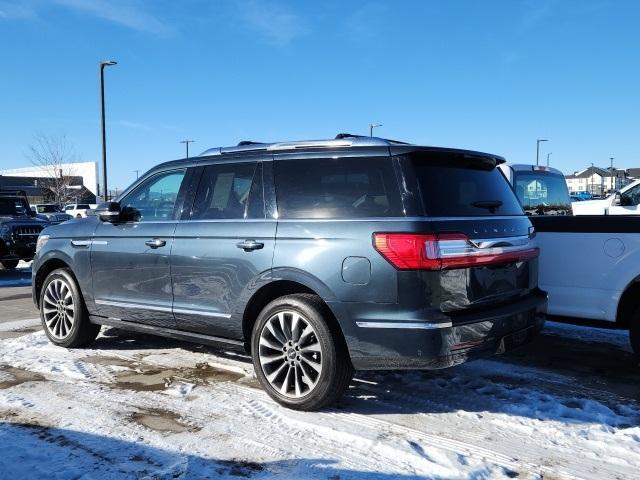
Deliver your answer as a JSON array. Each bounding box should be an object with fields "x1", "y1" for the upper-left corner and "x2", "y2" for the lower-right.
[
  {"x1": 570, "y1": 195, "x2": 583, "y2": 202},
  {"x1": 31, "y1": 204, "x2": 73, "y2": 224},
  {"x1": 531, "y1": 215, "x2": 640, "y2": 356},
  {"x1": 570, "y1": 191, "x2": 593, "y2": 201},
  {"x1": 0, "y1": 190, "x2": 48, "y2": 270},
  {"x1": 572, "y1": 179, "x2": 640, "y2": 215},
  {"x1": 63, "y1": 203, "x2": 95, "y2": 218},
  {"x1": 499, "y1": 164, "x2": 572, "y2": 215},
  {"x1": 32, "y1": 135, "x2": 546, "y2": 410}
]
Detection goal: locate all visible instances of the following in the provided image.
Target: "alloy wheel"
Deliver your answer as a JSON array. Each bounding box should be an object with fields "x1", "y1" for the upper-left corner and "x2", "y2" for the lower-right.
[
  {"x1": 258, "y1": 310, "x2": 323, "y2": 398},
  {"x1": 42, "y1": 278, "x2": 75, "y2": 340}
]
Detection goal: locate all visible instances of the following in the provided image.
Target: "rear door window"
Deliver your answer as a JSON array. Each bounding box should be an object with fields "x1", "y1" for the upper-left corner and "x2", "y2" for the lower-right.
[
  {"x1": 190, "y1": 162, "x2": 261, "y2": 220},
  {"x1": 274, "y1": 157, "x2": 402, "y2": 219},
  {"x1": 406, "y1": 153, "x2": 523, "y2": 216}
]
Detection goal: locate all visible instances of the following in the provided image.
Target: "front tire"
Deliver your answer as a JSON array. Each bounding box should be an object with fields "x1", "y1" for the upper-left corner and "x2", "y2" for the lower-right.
[
  {"x1": 1, "y1": 260, "x2": 19, "y2": 270},
  {"x1": 39, "y1": 268, "x2": 100, "y2": 348},
  {"x1": 251, "y1": 294, "x2": 353, "y2": 411}
]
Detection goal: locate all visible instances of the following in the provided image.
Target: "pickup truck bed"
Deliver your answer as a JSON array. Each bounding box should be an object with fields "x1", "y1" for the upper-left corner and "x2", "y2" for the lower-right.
[{"x1": 531, "y1": 215, "x2": 640, "y2": 356}]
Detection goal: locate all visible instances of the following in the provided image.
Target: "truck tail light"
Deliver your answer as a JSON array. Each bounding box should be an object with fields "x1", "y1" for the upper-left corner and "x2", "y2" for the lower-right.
[{"x1": 373, "y1": 233, "x2": 539, "y2": 270}]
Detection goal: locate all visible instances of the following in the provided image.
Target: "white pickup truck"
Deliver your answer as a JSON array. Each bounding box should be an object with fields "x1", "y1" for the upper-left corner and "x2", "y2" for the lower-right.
[
  {"x1": 63, "y1": 203, "x2": 96, "y2": 218},
  {"x1": 531, "y1": 215, "x2": 640, "y2": 356},
  {"x1": 572, "y1": 179, "x2": 640, "y2": 215}
]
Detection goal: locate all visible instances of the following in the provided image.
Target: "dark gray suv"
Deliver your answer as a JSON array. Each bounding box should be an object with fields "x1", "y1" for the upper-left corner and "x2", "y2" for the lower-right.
[{"x1": 32, "y1": 135, "x2": 546, "y2": 410}]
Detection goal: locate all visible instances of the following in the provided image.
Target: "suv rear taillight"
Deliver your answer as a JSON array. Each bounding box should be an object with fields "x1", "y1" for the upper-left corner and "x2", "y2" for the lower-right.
[{"x1": 373, "y1": 233, "x2": 539, "y2": 270}]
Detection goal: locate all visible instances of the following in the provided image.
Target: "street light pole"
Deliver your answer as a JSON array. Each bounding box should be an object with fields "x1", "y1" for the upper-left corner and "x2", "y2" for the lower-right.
[
  {"x1": 536, "y1": 139, "x2": 548, "y2": 166},
  {"x1": 546, "y1": 152, "x2": 552, "y2": 167},
  {"x1": 99, "y1": 60, "x2": 117, "y2": 201},
  {"x1": 180, "y1": 139, "x2": 195, "y2": 158},
  {"x1": 369, "y1": 123, "x2": 382, "y2": 137}
]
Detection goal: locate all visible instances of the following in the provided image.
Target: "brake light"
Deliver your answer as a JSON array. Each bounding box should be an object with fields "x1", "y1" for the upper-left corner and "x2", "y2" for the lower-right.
[{"x1": 373, "y1": 233, "x2": 539, "y2": 270}]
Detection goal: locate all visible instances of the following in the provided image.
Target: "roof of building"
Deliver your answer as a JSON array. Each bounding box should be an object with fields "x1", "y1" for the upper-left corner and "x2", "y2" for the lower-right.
[{"x1": 565, "y1": 166, "x2": 627, "y2": 179}]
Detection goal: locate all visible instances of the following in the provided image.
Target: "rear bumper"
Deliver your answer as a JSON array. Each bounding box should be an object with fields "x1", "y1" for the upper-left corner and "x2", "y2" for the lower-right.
[{"x1": 331, "y1": 289, "x2": 547, "y2": 370}]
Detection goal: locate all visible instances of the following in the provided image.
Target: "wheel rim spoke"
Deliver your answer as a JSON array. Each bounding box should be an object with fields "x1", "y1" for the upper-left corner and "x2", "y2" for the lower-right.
[
  {"x1": 42, "y1": 278, "x2": 75, "y2": 340},
  {"x1": 258, "y1": 309, "x2": 323, "y2": 399}
]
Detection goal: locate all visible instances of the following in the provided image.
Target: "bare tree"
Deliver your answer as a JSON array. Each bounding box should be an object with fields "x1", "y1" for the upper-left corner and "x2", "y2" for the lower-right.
[{"x1": 28, "y1": 134, "x2": 79, "y2": 206}]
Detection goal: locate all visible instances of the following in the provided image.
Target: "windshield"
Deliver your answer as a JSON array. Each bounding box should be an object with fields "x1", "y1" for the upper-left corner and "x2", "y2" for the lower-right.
[
  {"x1": 0, "y1": 198, "x2": 30, "y2": 216},
  {"x1": 513, "y1": 172, "x2": 571, "y2": 214},
  {"x1": 37, "y1": 204, "x2": 60, "y2": 213}
]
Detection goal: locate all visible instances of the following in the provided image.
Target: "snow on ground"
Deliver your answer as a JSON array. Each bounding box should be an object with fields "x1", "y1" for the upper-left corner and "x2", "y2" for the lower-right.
[{"x1": 0, "y1": 322, "x2": 639, "y2": 479}]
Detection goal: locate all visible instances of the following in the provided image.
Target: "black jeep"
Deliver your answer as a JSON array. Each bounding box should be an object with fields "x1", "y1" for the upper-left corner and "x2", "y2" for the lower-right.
[{"x1": 0, "y1": 190, "x2": 48, "y2": 270}]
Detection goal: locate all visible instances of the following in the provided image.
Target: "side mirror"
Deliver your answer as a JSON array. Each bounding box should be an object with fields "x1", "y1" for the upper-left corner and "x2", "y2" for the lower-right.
[
  {"x1": 28, "y1": 209, "x2": 37, "y2": 217},
  {"x1": 613, "y1": 192, "x2": 622, "y2": 206},
  {"x1": 95, "y1": 201, "x2": 121, "y2": 222}
]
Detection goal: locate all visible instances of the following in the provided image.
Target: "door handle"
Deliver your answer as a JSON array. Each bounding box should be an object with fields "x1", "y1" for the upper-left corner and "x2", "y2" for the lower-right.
[
  {"x1": 145, "y1": 238, "x2": 166, "y2": 249},
  {"x1": 236, "y1": 239, "x2": 264, "y2": 251}
]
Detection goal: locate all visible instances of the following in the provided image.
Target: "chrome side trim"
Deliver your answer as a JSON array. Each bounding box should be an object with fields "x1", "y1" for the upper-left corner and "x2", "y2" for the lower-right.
[
  {"x1": 173, "y1": 308, "x2": 232, "y2": 319},
  {"x1": 356, "y1": 321, "x2": 453, "y2": 330},
  {"x1": 95, "y1": 299, "x2": 172, "y2": 313},
  {"x1": 70, "y1": 240, "x2": 91, "y2": 247},
  {"x1": 96, "y1": 300, "x2": 232, "y2": 319},
  {"x1": 92, "y1": 240, "x2": 109, "y2": 245}
]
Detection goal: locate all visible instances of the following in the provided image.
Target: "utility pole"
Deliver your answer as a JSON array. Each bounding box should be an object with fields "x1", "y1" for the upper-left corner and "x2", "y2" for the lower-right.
[
  {"x1": 610, "y1": 157, "x2": 615, "y2": 191},
  {"x1": 99, "y1": 60, "x2": 117, "y2": 200},
  {"x1": 180, "y1": 139, "x2": 195, "y2": 158},
  {"x1": 536, "y1": 139, "x2": 548, "y2": 166},
  {"x1": 546, "y1": 152, "x2": 552, "y2": 167},
  {"x1": 369, "y1": 123, "x2": 382, "y2": 137}
]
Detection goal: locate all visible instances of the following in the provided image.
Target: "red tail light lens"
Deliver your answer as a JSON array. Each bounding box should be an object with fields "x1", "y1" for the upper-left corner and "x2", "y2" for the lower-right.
[{"x1": 373, "y1": 232, "x2": 539, "y2": 270}]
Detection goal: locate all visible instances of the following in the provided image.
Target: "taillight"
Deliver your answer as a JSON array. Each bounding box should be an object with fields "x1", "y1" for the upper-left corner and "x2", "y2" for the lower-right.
[{"x1": 373, "y1": 232, "x2": 539, "y2": 270}]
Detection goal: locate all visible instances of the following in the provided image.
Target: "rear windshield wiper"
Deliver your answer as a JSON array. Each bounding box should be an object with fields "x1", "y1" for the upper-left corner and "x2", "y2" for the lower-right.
[{"x1": 470, "y1": 200, "x2": 503, "y2": 213}]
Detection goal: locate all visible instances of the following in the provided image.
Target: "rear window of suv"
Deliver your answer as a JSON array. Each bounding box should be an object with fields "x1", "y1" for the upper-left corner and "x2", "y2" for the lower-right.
[
  {"x1": 274, "y1": 156, "x2": 403, "y2": 219},
  {"x1": 407, "y1": 153, "x2": 523, "y2": 217}
]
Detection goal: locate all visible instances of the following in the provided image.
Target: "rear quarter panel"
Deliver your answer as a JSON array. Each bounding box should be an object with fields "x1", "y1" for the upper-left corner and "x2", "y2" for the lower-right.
[{"x1": 532, "y1": 216, "x2": 640, "y2": 321}]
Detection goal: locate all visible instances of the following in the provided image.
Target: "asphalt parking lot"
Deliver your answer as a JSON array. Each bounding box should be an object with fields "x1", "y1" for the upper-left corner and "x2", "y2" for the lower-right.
[{"x1": 0, "y1": 263, "x2": 40, "y2": 339}]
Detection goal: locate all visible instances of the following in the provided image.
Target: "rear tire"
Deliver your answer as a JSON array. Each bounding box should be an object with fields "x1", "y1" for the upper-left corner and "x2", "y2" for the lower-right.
[
  {"x1": 1, "y1": 260, "x2": 19, "y2": 270},
  {"x1": 251, "y1": 294, "x2": 353, "y2": 411},
  {"x1": 39, "y1": 268, "x2": 100, "y2": 348},
  {"x1": 630, "y1": 307, "x2": 640, "y2": 358}
]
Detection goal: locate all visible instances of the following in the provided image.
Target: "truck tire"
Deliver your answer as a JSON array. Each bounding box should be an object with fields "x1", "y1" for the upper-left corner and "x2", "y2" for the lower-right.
[
  {"x1": 39, "y1": 268, "x2": 101, "y2": 348},
  {"x1": 251, "y1": 294, "x2": 354, "y2": 411},
  {"x1": 1, "y1": 260, "x2": 19, "y2": 270},
  {"x1": 631, "y1": 307, "x2": 640, "y2": 358}
]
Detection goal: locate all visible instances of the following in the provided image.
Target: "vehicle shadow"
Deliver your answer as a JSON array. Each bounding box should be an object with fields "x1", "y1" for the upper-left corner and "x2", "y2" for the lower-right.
[
  {"x1": 0, "y1": 422, "x2": 426, "y2": 479},
  {"x1": 90, "y1": 323, "x2": 640, "y2": 428}
]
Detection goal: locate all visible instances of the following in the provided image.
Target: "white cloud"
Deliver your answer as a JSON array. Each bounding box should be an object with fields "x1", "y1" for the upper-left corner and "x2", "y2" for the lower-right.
[
  {"x1": 0, "y1": 1, "x2": 36, "y2": 20},
  {"x1": 54, "y1": 0, "x2": 172, "y2": 35},
  {"x1": 238, "y1": 0, "x2": 309, "y2": 46}
]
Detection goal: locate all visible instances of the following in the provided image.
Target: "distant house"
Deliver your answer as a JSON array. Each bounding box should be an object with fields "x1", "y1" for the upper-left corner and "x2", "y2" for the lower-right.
[
  {"x1": 565, "y1": 166, "x2": 630, "y2": 196},
  {"x1": 626, "y1": 168, "x2": 640, "y2": 180}
]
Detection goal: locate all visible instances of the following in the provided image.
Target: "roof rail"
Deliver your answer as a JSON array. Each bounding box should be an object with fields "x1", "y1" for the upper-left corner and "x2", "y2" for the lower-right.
[{"x1": 198, "y1": 134, "x2": 411, "y2": 157}]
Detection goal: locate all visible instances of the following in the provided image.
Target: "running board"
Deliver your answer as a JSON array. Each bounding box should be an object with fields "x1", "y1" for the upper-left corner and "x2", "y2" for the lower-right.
[{"x1": 89, "y1": 315, "x2": 246, "y2": 349}]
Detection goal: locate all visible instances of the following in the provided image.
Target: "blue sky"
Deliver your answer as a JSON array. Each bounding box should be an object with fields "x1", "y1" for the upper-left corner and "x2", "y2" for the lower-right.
[{"x1": 1, "y1": 0, "x2": 639, "y2": 190}]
